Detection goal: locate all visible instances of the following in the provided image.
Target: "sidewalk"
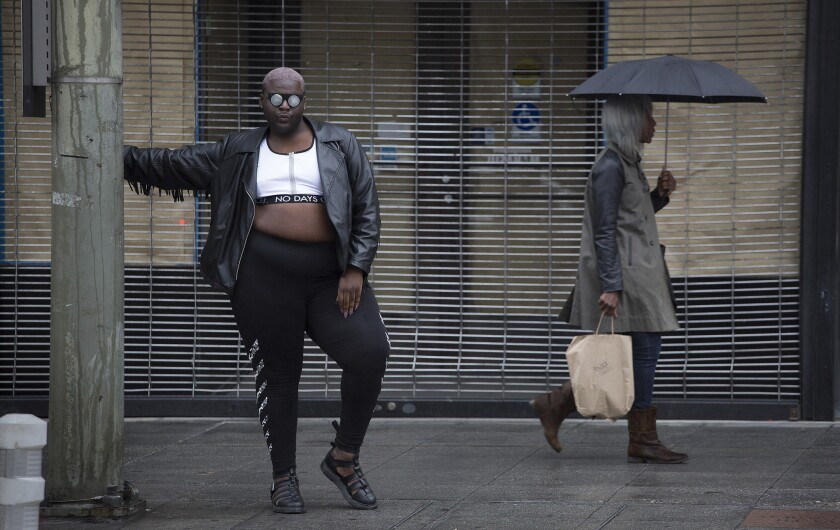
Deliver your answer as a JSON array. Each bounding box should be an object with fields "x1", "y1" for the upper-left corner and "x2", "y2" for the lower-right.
[{"x1": 39, "y1": 417, "x2": 840, "y2": 529}]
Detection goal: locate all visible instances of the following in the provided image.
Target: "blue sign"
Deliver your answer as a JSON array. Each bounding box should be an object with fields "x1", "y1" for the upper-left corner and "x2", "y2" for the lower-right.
[
  {"x1": 380, "y1": 146, "x2": 397, "y2": 161},
  {"x1": 512, "y1": 102, "x2": 540, "y2": 131}
]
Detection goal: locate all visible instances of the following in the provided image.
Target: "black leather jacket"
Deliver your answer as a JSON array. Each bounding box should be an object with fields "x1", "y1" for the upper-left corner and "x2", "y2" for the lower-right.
[{"x1": 124, "y1": 117, "x2": 381, "y2": 294}]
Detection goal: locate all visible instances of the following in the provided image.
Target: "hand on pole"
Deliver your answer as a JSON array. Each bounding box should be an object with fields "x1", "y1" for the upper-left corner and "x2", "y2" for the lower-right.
[{"x1": 656, "y1": 167, "x2": 676, "y2": 198}]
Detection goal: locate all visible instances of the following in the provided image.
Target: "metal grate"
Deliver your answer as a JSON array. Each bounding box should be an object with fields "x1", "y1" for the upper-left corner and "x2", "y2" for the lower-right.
[{"x1": 1, "y1": 0, "x2": 804, "y2": 407}]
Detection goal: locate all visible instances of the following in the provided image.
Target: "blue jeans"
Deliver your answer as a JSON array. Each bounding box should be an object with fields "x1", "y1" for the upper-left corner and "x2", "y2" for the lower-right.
[{"x1": 626, "y1": 332, "x2": 662, "y2": 410}]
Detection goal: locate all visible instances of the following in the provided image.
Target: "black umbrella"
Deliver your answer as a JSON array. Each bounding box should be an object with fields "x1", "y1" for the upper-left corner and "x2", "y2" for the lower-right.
[
  {"x1": 569, "y1": 55, "x2": 767, "y2": 164},
  {"x1": 569, "y1": 54, "x2": 766, "y2": 103}
]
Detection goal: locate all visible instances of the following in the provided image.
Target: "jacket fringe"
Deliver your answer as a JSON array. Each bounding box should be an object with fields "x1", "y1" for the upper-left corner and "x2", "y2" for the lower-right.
[{"x1": 126, "y1": 180, "x2": 209, "y2": 202}]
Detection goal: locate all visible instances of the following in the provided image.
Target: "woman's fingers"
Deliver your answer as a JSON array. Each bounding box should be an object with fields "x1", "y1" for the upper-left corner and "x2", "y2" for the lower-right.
[
  {"x1": 658, "y1": 169, "x2": 676, "y2": 196},
  {"x1": 336, "y1": 289, "x2": 360, "y2": 316},
  {"x1": 598, "y1": 291, "x2": 620, "y2": 318}
]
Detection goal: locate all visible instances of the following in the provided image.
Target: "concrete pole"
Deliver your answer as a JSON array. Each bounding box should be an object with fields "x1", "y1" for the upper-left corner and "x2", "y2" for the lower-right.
[{"x1": 46, "y1": 0, "x2": 124, "y2": 501}]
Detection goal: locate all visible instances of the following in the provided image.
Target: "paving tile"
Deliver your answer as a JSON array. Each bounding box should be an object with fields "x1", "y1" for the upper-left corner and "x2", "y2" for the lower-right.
[
  {"x1": 787, "y1": 446, "x2": 840, "y2": 473},
  {"x1": 740, "y1": 508, "x2": 840, "y2": 529},
  {"x1": 231, "y1": 499, "x2": 459, "y2": 530},
  {"x1": 466, "y1": 483, "x2": 625, "y2": 503},
  {"x1": 124, "y1": 419, "x2": 224, "y2": 444},
  {"x1": 608, "y1": 485, "x2": 765, "y2": 506},
  {"x1": 757, "y1": 488, "x2": 840, "y2": 510},
  {"x1": 427, "y1": 500, "x2": 602, "y2": 530},
  {"x1": 686, "y1": 423, "x2": 830, "y2": 448},
  {"x1": 628, "y1": 469, "x2": 782, "y2": 490},
  {"x1": 813, "y1": 424, "x2": 840, "y2": 447},
  {"x1": 590, "y1": 502, "x2": 752, "y2": 530},
  {"x1": 774, "y1": 472, "x2": 840, "y2": 489}
]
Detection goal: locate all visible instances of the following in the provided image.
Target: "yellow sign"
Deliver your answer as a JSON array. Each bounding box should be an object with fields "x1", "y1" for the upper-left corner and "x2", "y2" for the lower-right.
[{"x1": 513, "y1": 57, "x2": 541, "y2": 86}]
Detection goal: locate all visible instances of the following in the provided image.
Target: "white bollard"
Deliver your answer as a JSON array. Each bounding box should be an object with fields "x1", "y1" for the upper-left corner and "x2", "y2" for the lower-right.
[{"x1": 0, "y1": 414, "x2": 47, "y2": 530}]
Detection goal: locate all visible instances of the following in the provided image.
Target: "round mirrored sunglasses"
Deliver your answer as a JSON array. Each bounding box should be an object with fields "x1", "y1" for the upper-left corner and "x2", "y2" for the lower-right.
[{"x1": 267, "y1": 93, "x2": 304, "y2": 108}]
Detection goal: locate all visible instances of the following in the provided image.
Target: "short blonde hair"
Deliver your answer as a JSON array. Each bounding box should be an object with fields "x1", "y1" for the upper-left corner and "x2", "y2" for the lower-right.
[{"x1": 261, "y1": 67, "x2": 305, "y2": 92}]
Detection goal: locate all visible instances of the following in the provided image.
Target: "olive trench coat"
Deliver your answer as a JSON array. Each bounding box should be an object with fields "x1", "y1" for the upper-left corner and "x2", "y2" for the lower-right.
[{"x1": 563, "y1": 143, "x2": 679, "y2": 333}]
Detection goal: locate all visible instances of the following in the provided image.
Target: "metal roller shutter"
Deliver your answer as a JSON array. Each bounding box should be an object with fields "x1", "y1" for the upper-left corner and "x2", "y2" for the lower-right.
[{"x1": 0, "y1": 0, "x2": 804, "y2": 410}]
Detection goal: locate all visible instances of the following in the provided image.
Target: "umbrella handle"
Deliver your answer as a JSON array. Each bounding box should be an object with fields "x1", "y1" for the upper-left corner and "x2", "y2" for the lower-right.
[{"x1": 664, "y1": 101, "x2": 669, "y2": 168}]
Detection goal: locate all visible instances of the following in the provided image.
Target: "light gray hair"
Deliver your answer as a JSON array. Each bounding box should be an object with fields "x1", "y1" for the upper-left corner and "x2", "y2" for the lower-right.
[
  {"x1": 261, "y1": 67, "x2": 305, "y2": 92},
  {"x1": 601, "y1": 95, "x2": 652, "y2": 159}
]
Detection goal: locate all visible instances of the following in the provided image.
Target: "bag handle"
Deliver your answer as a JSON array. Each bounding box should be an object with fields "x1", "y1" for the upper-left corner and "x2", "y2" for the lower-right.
[{"x1": 594, "y1": 313, "x2": 615, "y2": 335}]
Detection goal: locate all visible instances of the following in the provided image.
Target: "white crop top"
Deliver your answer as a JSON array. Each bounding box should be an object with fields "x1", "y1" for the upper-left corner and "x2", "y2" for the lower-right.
[{"x1": 256, "y1": 137, "x2": 322, "y2": 198}]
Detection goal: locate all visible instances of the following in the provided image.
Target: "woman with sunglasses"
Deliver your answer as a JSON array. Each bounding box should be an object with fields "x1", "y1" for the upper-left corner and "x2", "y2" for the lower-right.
[{"x1": 124, "y1": 67, "x2": 389, "y2": 514}]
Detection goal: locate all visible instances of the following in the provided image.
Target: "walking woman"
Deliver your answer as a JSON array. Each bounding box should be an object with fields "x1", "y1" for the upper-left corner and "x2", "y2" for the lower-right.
[{"x1": 531, "y1": 95, "x2": 687, "y2": 464}]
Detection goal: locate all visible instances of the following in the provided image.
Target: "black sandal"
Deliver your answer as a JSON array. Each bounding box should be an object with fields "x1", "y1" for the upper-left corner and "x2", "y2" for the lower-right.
[
  {"x1": 320, "y1": 423, "x2": 377, "y2": 510},
  {"x1": 270, "y1": 466, "x2": 305, "y2": 514}
]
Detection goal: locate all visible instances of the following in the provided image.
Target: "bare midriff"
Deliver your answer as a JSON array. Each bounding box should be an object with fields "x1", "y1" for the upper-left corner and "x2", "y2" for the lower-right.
[{"x1": 253, "y1": 202, "x2": 336, "y2": 242}]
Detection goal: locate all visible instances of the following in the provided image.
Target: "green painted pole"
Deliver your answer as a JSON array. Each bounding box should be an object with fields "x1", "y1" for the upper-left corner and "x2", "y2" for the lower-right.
[{"x1": 46, "y1": 0, "x2": 124, "y2": 501}]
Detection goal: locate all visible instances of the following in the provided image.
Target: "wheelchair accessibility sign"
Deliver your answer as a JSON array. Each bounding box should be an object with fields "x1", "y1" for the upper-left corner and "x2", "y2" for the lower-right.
[{"x1": 512, "y1": 102, "x2": 540, "y2": 135}]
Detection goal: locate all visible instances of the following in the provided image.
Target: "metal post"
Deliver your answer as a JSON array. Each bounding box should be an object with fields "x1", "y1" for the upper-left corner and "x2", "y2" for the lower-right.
[
  {"x1": 801, "y1": 0, "x2": 840, "y2": 421},
  {"x1": 44, "y1": 0, "x2": 138, "y2": 513}
]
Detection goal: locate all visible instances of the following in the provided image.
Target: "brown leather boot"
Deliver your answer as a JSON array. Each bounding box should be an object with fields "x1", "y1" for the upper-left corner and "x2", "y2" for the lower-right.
[
  {"x1": 529, "y1": 381, "x2": 576, "y2": 452},
  {"x1": 626, "y1": 407, "x2": 688, "y2": 464}
]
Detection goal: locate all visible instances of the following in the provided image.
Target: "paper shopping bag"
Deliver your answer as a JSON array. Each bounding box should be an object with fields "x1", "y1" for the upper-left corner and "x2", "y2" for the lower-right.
[{"x1": 565, "y1": 317, "x2": 634, "y2": 420}]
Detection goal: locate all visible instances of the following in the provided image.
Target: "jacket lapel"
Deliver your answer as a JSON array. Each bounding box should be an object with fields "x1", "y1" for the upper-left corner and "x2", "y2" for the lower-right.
[
  {"x1": 235, "y1": 127, "x2": 267, "y2": 198},
  {"x1": 308, "y1": 118, "x2": 343, "y2": 194}
]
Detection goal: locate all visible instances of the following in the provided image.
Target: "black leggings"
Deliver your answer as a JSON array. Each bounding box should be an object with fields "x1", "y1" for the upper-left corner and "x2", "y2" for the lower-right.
[{"x1": 230, "y1": 230, "x2": 390, "y2": 474}]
